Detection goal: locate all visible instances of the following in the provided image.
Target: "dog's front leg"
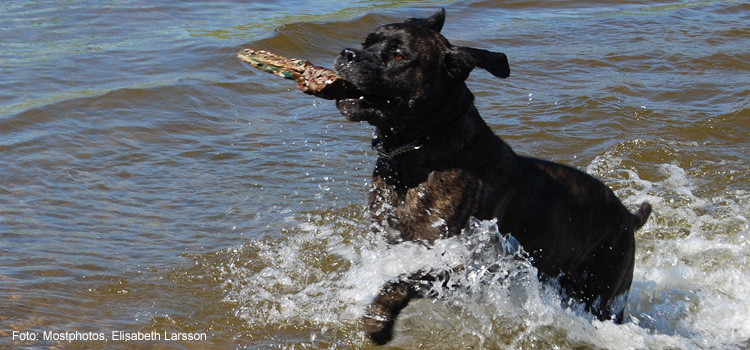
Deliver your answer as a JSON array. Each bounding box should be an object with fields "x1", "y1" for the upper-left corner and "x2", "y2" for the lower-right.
[
  {"x1": 363, "y1": 279, "x2": 416, "y2": 345},
  {"x1": 363, "y1": 272, "x2": 442, "y2": 344}
]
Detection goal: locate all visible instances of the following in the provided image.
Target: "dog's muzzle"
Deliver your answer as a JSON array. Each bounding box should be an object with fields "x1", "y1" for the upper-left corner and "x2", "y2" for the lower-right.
[{"x1": 333, "y1": 49, "x2": 397, "y2": 124}]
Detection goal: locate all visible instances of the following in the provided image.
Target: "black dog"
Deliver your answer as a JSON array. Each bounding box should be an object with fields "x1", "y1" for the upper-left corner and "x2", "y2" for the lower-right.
[{"x1": 332, "y1": 9, "x2": 651, "y2": 345}]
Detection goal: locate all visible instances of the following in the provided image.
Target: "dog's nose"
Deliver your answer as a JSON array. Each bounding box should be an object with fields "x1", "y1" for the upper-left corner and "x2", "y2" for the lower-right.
[{"x1": 341, "y1": 48, "x2": 360, "y2": 62}]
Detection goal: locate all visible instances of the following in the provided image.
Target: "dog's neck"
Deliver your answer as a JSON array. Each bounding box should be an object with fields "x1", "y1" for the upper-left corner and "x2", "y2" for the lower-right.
[
  {"x1": 371, "y1": 109, "x2": 469, "y2": 160},
  {"x1": 371, "y1": 102, "x2": 485, "y2": 190},
  {"x1": 372, "y1": 87, "x2": 479, "y2": 161}
]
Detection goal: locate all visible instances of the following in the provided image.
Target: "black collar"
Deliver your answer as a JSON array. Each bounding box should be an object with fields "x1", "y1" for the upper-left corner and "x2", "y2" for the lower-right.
[{"x1": 371, "y1": 136, "x2": 423, "y2": 160}]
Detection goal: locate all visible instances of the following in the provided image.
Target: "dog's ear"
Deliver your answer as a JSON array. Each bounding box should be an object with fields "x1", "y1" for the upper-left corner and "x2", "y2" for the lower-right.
[
  {"x1": 447, "y1": 46, "x2": 510, "y2": 80},
  {"x1": 404, "y1": 8, "x2": 446, "y2": 33}
]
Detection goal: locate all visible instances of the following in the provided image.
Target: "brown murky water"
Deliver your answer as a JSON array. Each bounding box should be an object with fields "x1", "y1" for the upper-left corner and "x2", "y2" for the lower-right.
[{"x1": 1, "y1": 1, "x2": 748, "y2": 349}]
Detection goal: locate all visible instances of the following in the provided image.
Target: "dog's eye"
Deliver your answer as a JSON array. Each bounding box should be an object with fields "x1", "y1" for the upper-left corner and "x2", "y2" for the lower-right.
[{"x1": 393, "y1": 53, "x2": 405, "y2": 61}]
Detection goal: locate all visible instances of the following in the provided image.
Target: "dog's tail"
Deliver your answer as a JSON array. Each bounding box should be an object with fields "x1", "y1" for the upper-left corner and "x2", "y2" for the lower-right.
[{"x1": 633, "y1": 202, "x2": 652, "y2": 229}]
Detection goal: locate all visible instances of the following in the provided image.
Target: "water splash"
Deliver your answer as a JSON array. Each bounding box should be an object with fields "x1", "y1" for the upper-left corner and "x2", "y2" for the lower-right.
[{"x1": 220, "y1": 138, "x2": 749, "y2": 349}]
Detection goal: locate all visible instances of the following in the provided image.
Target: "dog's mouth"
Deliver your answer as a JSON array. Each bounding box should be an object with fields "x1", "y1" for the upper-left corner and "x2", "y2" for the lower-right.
[
  {"x1": 332, "y1": 61, "x2": 401, "y2": 123},
  {"x1": 335, "y1": 92, "x2": 397, "y2": 123}
]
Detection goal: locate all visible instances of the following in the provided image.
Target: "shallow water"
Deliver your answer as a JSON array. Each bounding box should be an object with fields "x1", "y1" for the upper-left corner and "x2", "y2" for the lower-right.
[{"x1": 1, "y1": 0, "x2": 749, "y2": 349}]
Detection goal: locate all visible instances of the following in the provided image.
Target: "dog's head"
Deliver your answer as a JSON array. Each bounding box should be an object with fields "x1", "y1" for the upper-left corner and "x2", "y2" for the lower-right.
[{"x1": 333, "y1": 9, "x2": 510, "y2": 129}]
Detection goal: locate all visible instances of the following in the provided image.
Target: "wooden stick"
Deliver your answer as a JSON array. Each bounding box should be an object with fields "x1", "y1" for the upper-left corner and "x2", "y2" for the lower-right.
[{"x1": 237, "y1": 49, "x2": 360, "y2": 100}]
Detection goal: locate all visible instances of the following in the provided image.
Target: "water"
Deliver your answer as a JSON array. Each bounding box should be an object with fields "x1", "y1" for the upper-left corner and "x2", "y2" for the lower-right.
[{"x1": 1, "y1": 0, "x2": 748, "y2": 349}]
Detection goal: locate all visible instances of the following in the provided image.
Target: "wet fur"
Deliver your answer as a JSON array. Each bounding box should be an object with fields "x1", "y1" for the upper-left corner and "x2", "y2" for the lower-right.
[{"x1": 333, "y1": 9, "x2": 651, "y2": 345}]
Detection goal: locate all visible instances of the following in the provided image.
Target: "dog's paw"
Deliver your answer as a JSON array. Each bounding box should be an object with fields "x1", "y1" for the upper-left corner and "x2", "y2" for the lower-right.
[{"x1": 363, "y1": 305, "x2": 396, "y2": 345}]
